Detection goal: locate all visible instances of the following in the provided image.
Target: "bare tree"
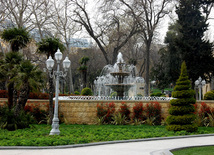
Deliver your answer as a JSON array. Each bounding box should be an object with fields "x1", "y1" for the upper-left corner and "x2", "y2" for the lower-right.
[
  {"x1": 51, "y1": 0, "x2": 82, "y2": 93},
  {"x1": 70, "y1": 0, "x2": 140, "y2": 64},
  {"x1": 118, "y1": 0, "x2": 172, "y2": 96}
]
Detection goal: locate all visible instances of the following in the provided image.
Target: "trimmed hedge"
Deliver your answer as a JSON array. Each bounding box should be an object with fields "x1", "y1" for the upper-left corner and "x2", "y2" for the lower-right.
[
  {"x1": 204, "y1": 91, "x2": 214, "y2": 100},
  {"x1": 166, "y1": 62, "x2": 197, "y2": 132},
  {"x1": 81, "y1": 87, "x2": 93, "y2": 96}
]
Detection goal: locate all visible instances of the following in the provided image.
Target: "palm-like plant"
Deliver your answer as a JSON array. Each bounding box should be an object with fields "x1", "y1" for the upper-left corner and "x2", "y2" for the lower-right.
[
  {"x1": 11, "y1": 60, "x2": 44, "y2": 116},
  {"x1": 37, "y1": 37, "x2": 65, "y2": 124},
  {"x1": 0, "y1": 27, "x2": 30, "y2": 52},
  {"x1": 0, "y1": 52, "x2": 23, "y2": 108}
]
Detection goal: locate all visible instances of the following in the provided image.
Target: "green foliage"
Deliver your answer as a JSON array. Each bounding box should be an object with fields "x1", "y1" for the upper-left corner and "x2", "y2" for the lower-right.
[
  {"x1": 74, "y1": 91, "x2": 80, "y2": 95},
  {"x1": 150, "y1": 92, "x2": 164, "y2": 97},
  {"x1": 37, "y1": 37, "x2": 65, "y2": 58},
  {"x1": 112, "y1": 113, "x2": 127, "y2": 125},
  {"x1": 175, "y1": 0, "x2": 214, "y2": 83},
  {"x1": 0, "y1": 124, "x2": 213, "y2": 146},
  {"x1": 204, "y1": 91, "x2": 214, "y2": 100},
  {"x1": 166, "y1": 62, "x2": 197, "y2": 132},
  {"x1": 172, "y1": 146, "x2": 214, "y2": 155},
  {"x1": 0, "y1": 106, "x2": 33, "y2": 131},
  {"x1": 81, "y1": 87, "x2": 93, "y2": 96},
  {"x1": 0, "y1": 27, "x2": 30, "y2": 52}
]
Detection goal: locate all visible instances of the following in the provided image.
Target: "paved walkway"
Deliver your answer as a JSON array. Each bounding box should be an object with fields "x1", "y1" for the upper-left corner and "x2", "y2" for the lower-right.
[{"x1": 0, "y1": 134, "x2": 213, "y2": 155}]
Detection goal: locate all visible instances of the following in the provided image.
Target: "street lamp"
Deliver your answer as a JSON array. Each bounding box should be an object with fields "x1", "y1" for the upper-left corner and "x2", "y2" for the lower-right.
[
  {"x1": 46, "y1": 49, "x2": 71, "y2": 135},
  {"x1": 195, "y1": 76, "x2": 206, "y2": 101}
]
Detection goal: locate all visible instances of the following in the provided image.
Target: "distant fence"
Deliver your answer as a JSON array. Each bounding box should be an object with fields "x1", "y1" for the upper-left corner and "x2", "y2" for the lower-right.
[{"x1": 56, "y1": 96, "x2": 174, "y2": 101}]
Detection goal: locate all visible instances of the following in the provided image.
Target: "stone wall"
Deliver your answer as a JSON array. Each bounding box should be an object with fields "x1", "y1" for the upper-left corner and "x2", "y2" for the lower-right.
[{"x1": 1, "y1": 98, "x2": 214, "y2": 124}]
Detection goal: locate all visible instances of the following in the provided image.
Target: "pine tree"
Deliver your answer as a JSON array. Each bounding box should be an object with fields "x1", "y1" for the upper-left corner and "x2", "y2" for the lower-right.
[
  {"x1": 175, "y1": 0, "x2": 214, "y2": 83},
  {"x1": 166, "y1": 62, "x2": 198, "y2": 132}
]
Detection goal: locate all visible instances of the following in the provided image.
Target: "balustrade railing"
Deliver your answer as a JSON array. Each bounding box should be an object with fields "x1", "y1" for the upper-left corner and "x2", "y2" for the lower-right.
[{"x1": 55, "y1": 96, "x2": 174, "y2": 101}]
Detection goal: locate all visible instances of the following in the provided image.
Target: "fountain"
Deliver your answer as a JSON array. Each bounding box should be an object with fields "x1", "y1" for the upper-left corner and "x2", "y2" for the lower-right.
[{"x1": 94, "y1": 52, "x2": 145, "y2": 99}]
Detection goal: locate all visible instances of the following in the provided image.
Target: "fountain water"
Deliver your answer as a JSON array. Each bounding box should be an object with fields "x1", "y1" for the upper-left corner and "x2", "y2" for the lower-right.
[{"x1": 94, "y1": 52, "x2": 145, "y2": 99}]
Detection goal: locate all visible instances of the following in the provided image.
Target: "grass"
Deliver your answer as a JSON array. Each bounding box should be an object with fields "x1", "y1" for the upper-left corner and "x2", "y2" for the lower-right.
[
  {"x1": 172, "y1": 146, "x2": 214, "y2": 155},
  {"x1": 0, "y1": 124, "x2": 214, "y2": 146}
]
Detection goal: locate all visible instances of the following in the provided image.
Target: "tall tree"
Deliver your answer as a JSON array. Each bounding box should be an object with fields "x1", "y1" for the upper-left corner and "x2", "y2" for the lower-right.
[
  {"x1": 1, "y1": 27, "x2": 31, "y2": 52},
  {"x1": 37, "y1": 37, "x2": 65, "y2": 124},
  {"x1": 175, "y1": 0, "x2": 214, "y2": 84},
  {"x1": 151, "y1": 23, "x2": 182, "y2": 89},
  {"x1": 0, "y1": 52, "x2": 23, "y2": 109},
  {"x1": 71, "y1": 0, "x2": 140, "y2": 64},
  {"x1": 0, "y1": 27, "x2": 31, "y2": 108},
  {"x1": 118, "y1": 0, "x2": 171, "y2": 96}
]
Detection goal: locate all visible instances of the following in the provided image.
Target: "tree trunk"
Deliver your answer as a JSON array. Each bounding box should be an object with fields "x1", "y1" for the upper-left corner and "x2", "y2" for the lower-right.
[
  {"x1": 14, "y1": 85, "x2": 29, "y2": 116},
  {"x1": 144, "y1": 43, "x2": 151, "y2": 96},
  {"x1": 7, "y1": 82, "x2": 14, "y2": 109}
]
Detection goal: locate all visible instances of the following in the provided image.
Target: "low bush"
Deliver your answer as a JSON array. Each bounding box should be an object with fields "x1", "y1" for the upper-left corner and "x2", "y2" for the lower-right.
[
  {"x1": 96, "y1": 102, "x2": 115, "y2": 124},
  {"x1": 0, "y1": 90, "x2": 7, "y2": 98},
  {"x1": 0, "y1": 106, "x2": 33, "y2": 131},
  {"x1": 150, "y1": 92, "x2": 164, "y2": 97},
  {"x1": 196, "y1": 102, "x2": 214, "y2": 127},
  {"x1": 119, "y1": 102, "x2": 131, "y2": 120},
  {"x1": 145, "y1": 102, "x2": 162, "y2": 125},
  {"x1": 74, "y1": 91, "x2": 80, "y2": 95},
  {"x1": 133, "y1": 102, "x2": 144, "y2": 121},
  {"x1": 81, "y1": 87, "x2": 93, "y2": 96},
  {"x1": 204, "y1": 91, "x2": 214, "y2": 100}
]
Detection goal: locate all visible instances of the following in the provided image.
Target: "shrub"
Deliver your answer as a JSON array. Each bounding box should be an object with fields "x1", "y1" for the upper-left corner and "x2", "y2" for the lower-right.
[
  {"x1": 204, "y1": 91, "x2": 214, "y2": 100},
  {"x1": 0, "y1": 106, "x2": 33, "y2": 131},
  {"x1": 166, "y1": 62, "x2": 197, "y2": 132},
  {"x1": 96, "y1": 102, "x2": 115, "y2": 124},
  {"x1": 196, "y1": 102, "x2": 214, "y2": 127},
  {"x1": 112, "y1": 112, "x2": 127, "y2": 125},
  {"x1": 0, "y1": 90, "x2": 8, "y2": 98},
  {"x1": 119, "y1": 102, "x2": 131, "y2": 120},
  {"x1": 74, "y1": 91, "x2": 80, "y2": 95},
  {"x1": 133, "y1": 102, "x2": 144, "y2": 121},
  {"x1": 145, "y1": 102, "x2": 162, "y2": 125},
  {"x1": 150, "y1": 92, "x2": 164, "y2": 97},
  {"x1": 81, "y1": 87, "x2": 93, "y2": 96}
]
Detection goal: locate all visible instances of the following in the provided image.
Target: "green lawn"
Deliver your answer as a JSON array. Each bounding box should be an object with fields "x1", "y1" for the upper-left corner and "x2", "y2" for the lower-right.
[
  {"x1": 172, "y1": 146, "x2": 214, "y2": 155},
  {"x1": 0, "y1": 124, "x2": 213, "y2": 146}
]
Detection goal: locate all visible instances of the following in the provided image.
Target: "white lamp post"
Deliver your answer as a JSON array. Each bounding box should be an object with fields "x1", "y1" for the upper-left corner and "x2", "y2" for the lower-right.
[
  {"x1": 46, "y1": 49, "x2": 71, "y2": 135},
  {"x1": 195, "y1": 76, "x2": 206, "y2": 101}
]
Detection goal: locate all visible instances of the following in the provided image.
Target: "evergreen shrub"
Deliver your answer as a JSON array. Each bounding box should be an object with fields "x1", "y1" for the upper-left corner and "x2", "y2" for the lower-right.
[
  {"x1": 204, "y1": 91, "x2": 214, "y2": 100},
  {"x1": 81, "y1": 87, "x2": 93, "y2": 96},
  {"x1": 166, "y1": 62, "x2": 197, "y2": 132}
]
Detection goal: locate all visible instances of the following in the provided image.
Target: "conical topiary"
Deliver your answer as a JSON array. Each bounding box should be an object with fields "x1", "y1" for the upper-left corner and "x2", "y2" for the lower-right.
[{"x1": 166, "y1": 61, "x2": 197, "y2": 132}]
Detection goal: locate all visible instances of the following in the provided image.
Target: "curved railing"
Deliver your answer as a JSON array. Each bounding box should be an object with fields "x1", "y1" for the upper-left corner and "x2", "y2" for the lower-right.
[{"x1": 56, "y1": 96, "x2": 174, "y2": 101}]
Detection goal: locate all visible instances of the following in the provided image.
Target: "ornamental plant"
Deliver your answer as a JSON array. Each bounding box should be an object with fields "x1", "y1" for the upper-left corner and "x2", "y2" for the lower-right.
[
  {"x1": 119, "y1": 102, "x2": 131, "y2": 120},
  {"x1": 132, "y1": 102, "x2": 144, "y2": 121},
  {"x1": 196, "y1": 102, "x2": 214, "y2": 127},
  {"x1": 166, "y1": 62, "x2": 197, "y2": 132},
  {"x1": 96, "y1": 102, "x2": 115, "y2": 124},
  {"x1": 145, "y1": 102, "x2": 162, "y2": 125}
]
